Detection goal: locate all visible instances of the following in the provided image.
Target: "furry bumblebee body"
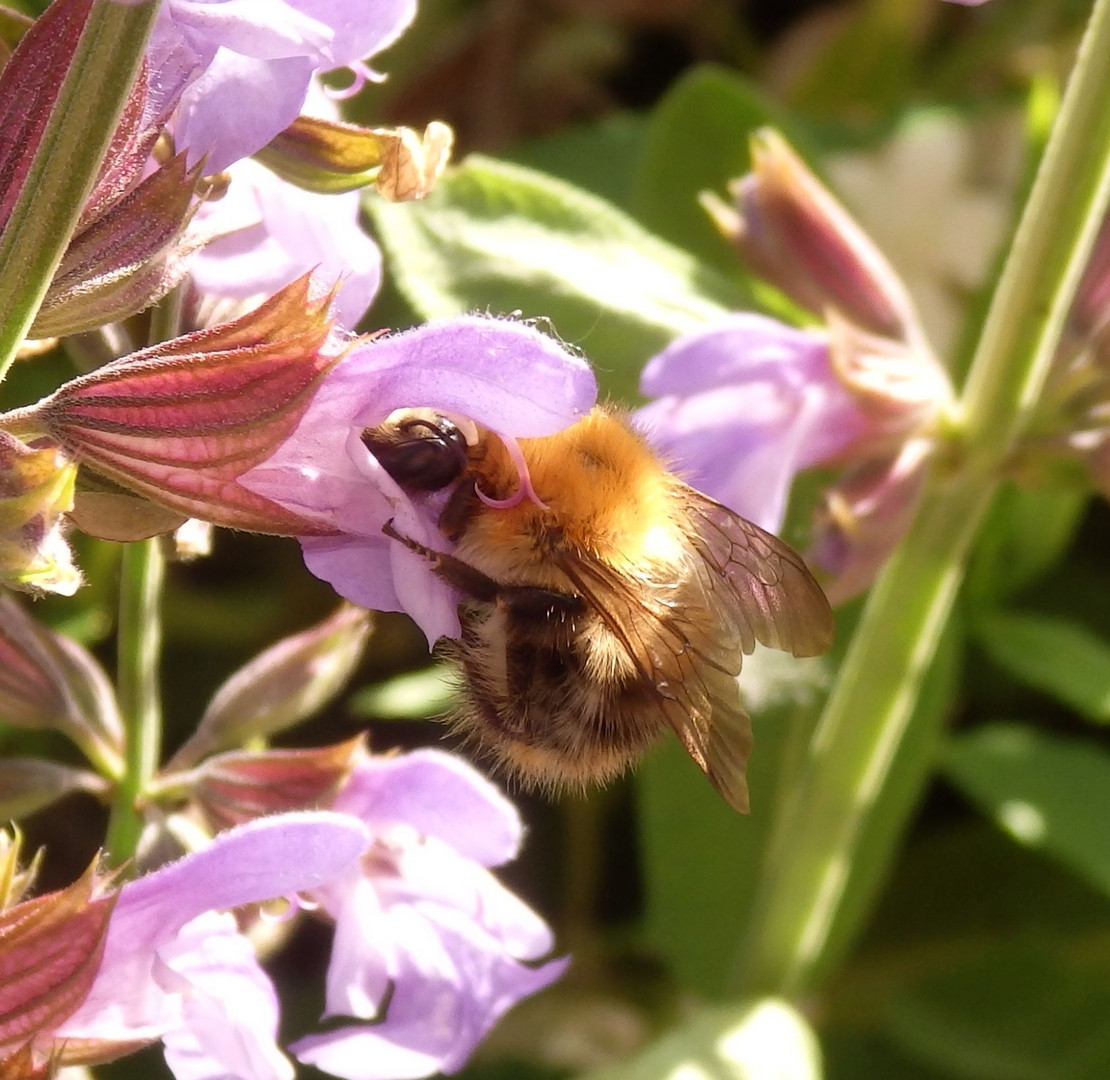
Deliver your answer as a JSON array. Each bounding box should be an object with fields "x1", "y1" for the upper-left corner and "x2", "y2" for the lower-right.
[{"x1": 365, "y1": 407, "x2": 834, "y2": 812}]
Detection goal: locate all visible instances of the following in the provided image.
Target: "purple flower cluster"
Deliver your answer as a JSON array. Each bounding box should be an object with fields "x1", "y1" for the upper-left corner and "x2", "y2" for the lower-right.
[
  {"x1": 33, "y1": 754, "x2": 565, "y2": 1080},
  {"x1": 150, "y1": 0, "x2": 414, "y2": 329}
]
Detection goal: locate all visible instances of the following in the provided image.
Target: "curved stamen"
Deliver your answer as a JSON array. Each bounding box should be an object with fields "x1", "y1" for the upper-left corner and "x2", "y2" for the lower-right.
[
  {"x1": 476, "y1": 432, "x2": 548, "y2": 511},
  {"x1": 325, "y1": 60, "x2": 385, "y2": 101}
]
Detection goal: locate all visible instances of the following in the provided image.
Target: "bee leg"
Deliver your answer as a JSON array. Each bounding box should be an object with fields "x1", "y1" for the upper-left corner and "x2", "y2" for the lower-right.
[
  {"x1": 382, "y1": 518, "x2": 501, "y2": 602},
  {"x1": 437, "y1": 477, "x2": 479, "y2": 541},
  {"x1": 382, "y1": 519, "x2": 584, "y2": 620},
  {"x1": 494, "y1": 586, "x2": 585, "y2": 622}
]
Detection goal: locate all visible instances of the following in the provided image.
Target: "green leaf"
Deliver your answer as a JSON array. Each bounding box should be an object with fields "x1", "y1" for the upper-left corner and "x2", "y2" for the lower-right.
[
  {"x1": 365, "y1": 155, "x2": 743, "y2": 402},
  {"x1": 974, "y1": 611, "x2": 1110, "y2": 722},
  {"x1": 631, "y1": 65, "x2": 803, "y2": 277},
  {"x1": 348, "y1": 663, "x2": 458, "y2": 721},
  {"x1": 582, "y1": 999, "x2": 822, "y2": 1080},
  {"x1": 509, "y1": 112, "x2": 648, "y2": 208},
  {"x1": 886, "y1": 944, "x2": 1110, "y2": 1080},
  {"x1": 637, "y1": 650, "x2": 829, "y2": 996},
  {"x1": 945, "y1": 723, "x2": 1110, "y2": 896}
]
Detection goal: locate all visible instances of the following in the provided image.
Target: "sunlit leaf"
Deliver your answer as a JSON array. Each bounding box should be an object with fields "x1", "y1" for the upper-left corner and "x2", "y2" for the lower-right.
[
  {"x1": 349, "y1": 663, "x2": 458, "y2": 721},
  {"x1": 945, "y1": 723, "x2": 1110, "y2": 896},
  {"x1": 583, "y1": 999, "x2": 821, "y2": 1080},
  {"x1": 366, "y1": 155, "x2": 742, "y2": 401}
]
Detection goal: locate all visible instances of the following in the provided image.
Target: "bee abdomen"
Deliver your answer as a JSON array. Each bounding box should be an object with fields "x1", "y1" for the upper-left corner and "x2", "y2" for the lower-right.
[{"x1": 452, "y1": 617, "x2": 665, "y2": 790}]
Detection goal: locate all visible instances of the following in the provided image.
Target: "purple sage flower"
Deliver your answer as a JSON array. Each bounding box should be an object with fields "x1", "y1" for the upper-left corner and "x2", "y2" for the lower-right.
[
  {"x1": 190, "y1": 157, "x2": 381, "y2": 329},
  {"x1": 239, "y1": 317, "x2": 597, "y2": 643},
  {"x1": 634, "y1": 311, "x2": 954, "y2": 600},
  {"x1": 292, "y1": 750, "x2": 569, "y2": 1080},
  {"x1": 633, "y1": 314, "x2": 879, "y2": 533},
  {"x1": 150, "y1": 0, "x2": 418, "y2": 173},
  {"x1": 52, "y1": 812, "x2": 370, "y2": 1080}
]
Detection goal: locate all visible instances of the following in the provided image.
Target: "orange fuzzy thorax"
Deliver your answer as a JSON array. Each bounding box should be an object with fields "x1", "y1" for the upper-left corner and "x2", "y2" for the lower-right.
[{"x1": 456, "y1": 409, "x2": 686, "y2": 585}]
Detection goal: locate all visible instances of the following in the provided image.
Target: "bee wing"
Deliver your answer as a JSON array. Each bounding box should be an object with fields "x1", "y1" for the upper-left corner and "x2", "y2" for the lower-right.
[
  {"x1": 552, "y1": 487, "x2": 832, "y2": 814},
  {"x1": 655, "y1": 654, "x2": 754, "y2": 813},
  {"x1": 555, "y1": 551, "x2": 755, "y2": 812},
  {"x1": 683, "y1": 486, "x2": 835, "y2": 659}
]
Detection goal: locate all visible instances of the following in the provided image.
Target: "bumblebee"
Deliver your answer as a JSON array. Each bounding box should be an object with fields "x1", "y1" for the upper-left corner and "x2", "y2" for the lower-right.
[{"x1": 363, "y1": 406, "x2": 833, "y2": 811}]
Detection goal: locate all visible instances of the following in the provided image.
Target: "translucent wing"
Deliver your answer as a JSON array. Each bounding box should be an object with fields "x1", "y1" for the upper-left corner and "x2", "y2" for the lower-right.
[
  {"x1": 552, "y1": 485, "x2": 832, "y2": 813},
  {"x1": 682, "y1": 485, "x2": 834, "y2": 659}
]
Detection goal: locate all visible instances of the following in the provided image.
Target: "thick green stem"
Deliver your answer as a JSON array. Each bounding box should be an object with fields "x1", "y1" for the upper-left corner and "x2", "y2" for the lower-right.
[
  {"x1": 105, "y1": 537, "x2": 165, "y2": 864},
  {"x1": 0, "y1": 0, "x2": 160, "y2": 379},
  {"x1": 735, "y1": 0, "x2": 1110, "y2": 997}
]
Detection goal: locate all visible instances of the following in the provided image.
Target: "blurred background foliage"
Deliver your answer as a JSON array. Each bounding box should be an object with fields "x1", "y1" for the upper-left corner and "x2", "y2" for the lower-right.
[{"x1": 4, "y1": 0, "x2": 1110, "y2": 1078}]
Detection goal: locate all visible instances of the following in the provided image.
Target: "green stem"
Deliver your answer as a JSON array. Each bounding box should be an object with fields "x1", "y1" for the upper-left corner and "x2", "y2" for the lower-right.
[
  {"x1": 735, "y1": 0, "x2": 1110, "y2": 997},
  {"x1": 0, "y1": 0, "x2": 160, "y2": 379},
  {"x1": 104, "y1": 537, "x2": 165, "y2": 864}
]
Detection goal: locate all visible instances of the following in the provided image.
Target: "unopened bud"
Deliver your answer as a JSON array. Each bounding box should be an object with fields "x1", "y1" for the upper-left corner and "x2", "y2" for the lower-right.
[
  {"x1": 188, "y1": 736, "x2": 367, "y2": 831},
  {"x1": 30, "y1": 154, "x2": 206, "y2": 339},
  {"x1": 0, "y1": 593, "x2": 123, "y2": 776},
  {"x1": 0, "y1": 863, "x2": 116, "y2": 1066},
  {"x1": 168, "y1": 605, "x2": 372, "y2": 769},
  {"x1": 705, "y1": 129, "x2": 921, "y2": 342},
  {"x1": 0, "y1": 759, "x2": 107, "y2": 821},
  {"x1": 256, "y1": 116, "x2": 454, "y2": 201}
]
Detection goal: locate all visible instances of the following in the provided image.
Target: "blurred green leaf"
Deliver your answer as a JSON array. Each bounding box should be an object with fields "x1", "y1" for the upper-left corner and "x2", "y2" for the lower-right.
[
  {"x1": 886, "y1": 944, "x2": 1110, "y2": 1080},
  {"x1": 630, "y1": 65, "x2": 802, "y2": 277},
  {"x1": 965, "y1": 485, "x2": 1087, "y2": 608},
  {"x1": 945, "y1": 723, "x2": 1110, "y2": 895},
  {"x1": 349, "y1": 663, "x2": 458, "y2": 721},
  {"x1": 822, "y1": 1032, "x2": 945, "y2": 1080},
  {"x1": 583, "y1": 999, "x2": 821, "y2": 1080},
  {"x1": 637, "y1": 650, "x2": 829, "y2": 997},
  {"x1": 509, "y1": 112, "x2": 648, "y2": 209},
  {"x1": 365, "y1": 154, "x2": 743, "y2": 401},
  {"x1": 778, "y1": 1, "x2": 928, "y2": 119},
  {"x1": 973, "y1": 611, "x2": 1110, "y2": 721}
]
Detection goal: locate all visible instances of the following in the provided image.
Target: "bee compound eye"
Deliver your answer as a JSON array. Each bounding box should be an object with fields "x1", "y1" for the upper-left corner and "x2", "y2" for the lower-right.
[{"x1": 362, "y1": 414, "x2": 469, "y2": 492}]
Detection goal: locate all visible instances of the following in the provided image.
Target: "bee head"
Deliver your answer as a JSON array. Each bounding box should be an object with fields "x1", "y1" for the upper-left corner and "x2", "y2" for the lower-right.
[{"x1": 362, "y1": 410, "x2": 471, "y2": 492}]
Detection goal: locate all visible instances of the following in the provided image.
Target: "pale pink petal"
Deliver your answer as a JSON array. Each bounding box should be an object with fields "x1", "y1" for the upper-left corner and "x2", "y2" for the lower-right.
[{"x1": 333, "y1": 752, "x2": 522, "y2": 867}]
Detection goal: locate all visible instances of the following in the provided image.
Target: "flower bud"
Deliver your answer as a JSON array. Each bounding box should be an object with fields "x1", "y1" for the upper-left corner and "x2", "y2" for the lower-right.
[
  {"x1": 0, "y1": 759, "x2": 107, "y2": 821},
  {"x1": 188, "y1": 736, "x2": 367, "y2": 832},
  {"x1": 0, "y1": 862, "x2": 117, "y2": 1067},
  {"x1": 22, "y1": 276, "x2": 346, "y2": 536},
  {"x1": 168, "y1": 605, "x2": 372, "y2": 769},
  {"x1": 0, "y1": 432, "x2": 78, "y2": 596},
  {"x1": 704, "y1": 129, "x2": 921, "y2": 343},
  {"x1": 29, "y1": 154, "x2": 206, "y2": 339},
  {"x1": 1, "y1": 6, "x2": 191, "y2": 341},
  {"x1": 256, "y1": 116, "x2": 454, "y2": 200},
  {"x1": 0, "y1": 594, "x2": 123, "y2": 776}
]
